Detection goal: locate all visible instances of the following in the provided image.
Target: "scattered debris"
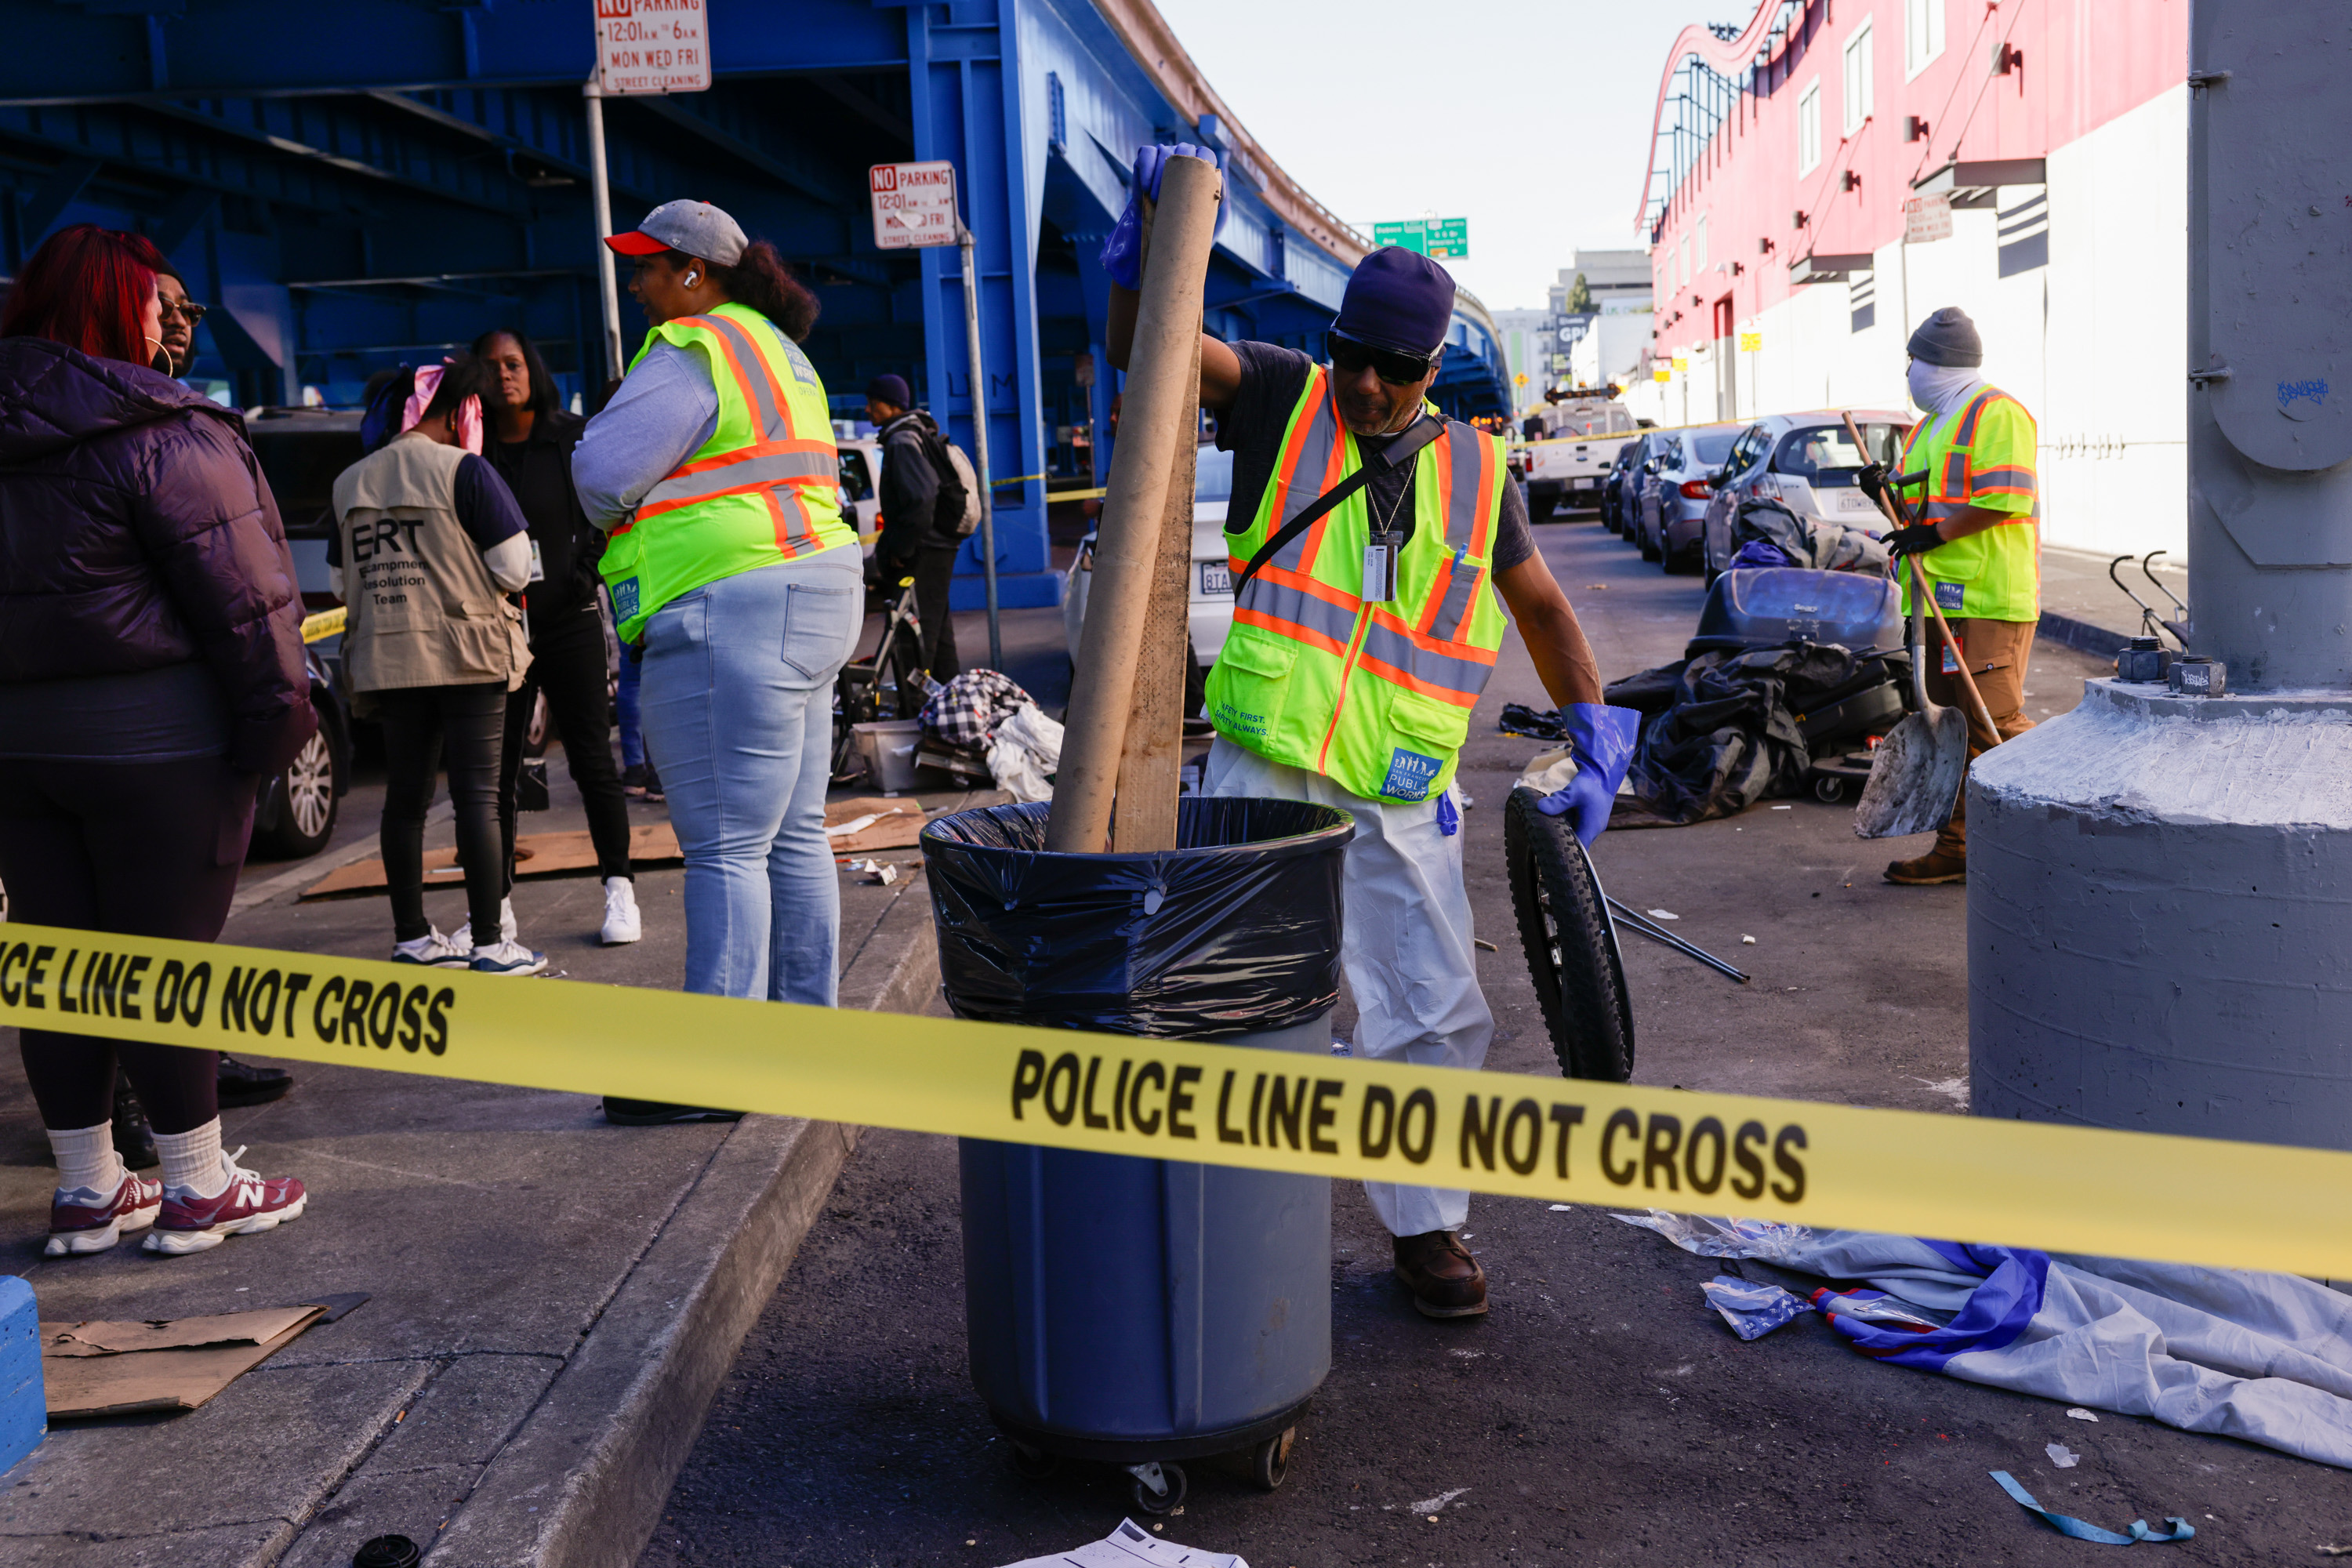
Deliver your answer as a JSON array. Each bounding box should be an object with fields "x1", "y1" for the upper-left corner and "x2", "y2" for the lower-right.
[
  {"x1": 848, "y1": 858, "x2": 901, "y2": 886},
  {"x1": 1407, "y1": 1489, "x2": 1471, "y2": 1515},
  {"x1": 996, "y1": 1519, "x2": 1245, "y2": 1568},
  {"x1": 1548, "y1": 1203, "x2": 1573, "y2": 1211},
  {"x1": 1740, "y1": 935, "x2": 1756, "y2": 945},
  {"x1": 1473, "y1": 938, "x2": 1497, "y2": 952},
  {"x1": 2067, "y1": 1407, "x2": 2100, "y2": 1423},
  {"x1": 1701, "y1": 1275, "x2": 1811, "y2": 1340},
  {"x1": 2046, "y1": 1443, "x2": 2081, "y2": 1468},
  {"x1": 1990, "y1": 1471, "x2": 2193, "y2": 1545},
  {"x1": 1646, "y1": 908, "x2": 1679, "y2": 920},
  {"x1": 1770, "y1": 804, "x2": 1791, "y2": 809}
]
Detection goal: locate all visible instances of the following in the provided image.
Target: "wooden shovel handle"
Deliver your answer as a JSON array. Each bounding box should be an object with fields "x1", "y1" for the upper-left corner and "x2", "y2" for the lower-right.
[{"x1": 1841, "y1": 412, "x2": 2003, "y2": 749}]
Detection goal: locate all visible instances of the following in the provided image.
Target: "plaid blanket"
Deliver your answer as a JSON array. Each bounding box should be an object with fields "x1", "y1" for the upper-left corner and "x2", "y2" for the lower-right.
[{"x1": 919, "y1": 670, "x2": 1034, "y2": 749}]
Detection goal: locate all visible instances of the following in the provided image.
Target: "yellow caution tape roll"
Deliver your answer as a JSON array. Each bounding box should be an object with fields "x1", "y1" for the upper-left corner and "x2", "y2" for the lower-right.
[{"x1": 5, "y1": 918, "x2": 2349, "y2": 1277}]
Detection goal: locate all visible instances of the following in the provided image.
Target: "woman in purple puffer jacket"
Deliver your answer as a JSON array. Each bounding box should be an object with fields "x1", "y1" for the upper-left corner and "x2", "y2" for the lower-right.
[{"x1": 0, "y1": 225, "x2": 314, "y2": 1259}]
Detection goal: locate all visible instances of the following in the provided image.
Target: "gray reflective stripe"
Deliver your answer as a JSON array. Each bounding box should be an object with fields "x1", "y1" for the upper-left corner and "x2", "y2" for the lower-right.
[
  {"x1": 699, "y1": 314, "x2": 788, "y2": 439},
  {"x1": 1236, "y1": 573, "x2": 1358, "y2": 644},
  {"x1": 641, "y1": 449, "x2": 837, "y2": 510},
  {"x1": 1428, "y1": 557, "x2": 1484, "y2": 644},
  {"x1": 1266, "y1": 396, "x2": 1341, "y2": 571},
  {"x1": 1359, "y1": 621, "x2": 1492, "y2": 697},
  {"x1": 1442, "y1": 423, "x2": 1483, "y2": 553}
]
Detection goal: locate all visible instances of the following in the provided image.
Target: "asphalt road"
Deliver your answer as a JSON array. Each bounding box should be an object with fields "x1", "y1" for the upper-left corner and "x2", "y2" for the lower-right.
[{"x1": 637, "y1": 518, "x2": 2350, "y2": 1566}]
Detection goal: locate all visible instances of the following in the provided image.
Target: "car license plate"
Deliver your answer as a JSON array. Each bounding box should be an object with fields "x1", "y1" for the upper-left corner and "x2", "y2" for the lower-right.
[
  {"x1": 1199, "y1": 561, "x2": 1232, "y2": 596},
  {"x1": 1835, "y1": 489, "x2": 1873, "y2": 511}
]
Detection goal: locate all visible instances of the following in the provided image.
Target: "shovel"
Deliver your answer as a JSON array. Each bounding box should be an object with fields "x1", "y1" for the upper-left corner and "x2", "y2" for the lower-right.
[{"x1": 1842, "y1": 412, "x2": 1973, "y2": 840}]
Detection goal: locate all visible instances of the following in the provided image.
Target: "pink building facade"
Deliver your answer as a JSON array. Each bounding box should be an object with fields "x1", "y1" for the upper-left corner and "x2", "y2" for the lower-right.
[{"x1": 1626, "y1": 0, "x2": 2190, "y2": 554}]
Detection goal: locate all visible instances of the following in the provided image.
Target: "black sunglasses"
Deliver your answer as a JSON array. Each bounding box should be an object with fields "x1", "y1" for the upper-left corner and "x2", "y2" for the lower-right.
[
  {"x1": 1326, "y1": 330, "x2": 1441, "y2": 387},
  {"x1": 160, "y1": 299, "x2": 208, "y2": 326}
]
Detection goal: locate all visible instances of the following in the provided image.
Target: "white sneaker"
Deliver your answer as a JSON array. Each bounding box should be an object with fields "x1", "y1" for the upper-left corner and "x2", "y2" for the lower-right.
[
  {"x1": 393, "y1": 928, "x2": 473, "y2": 967},
  {"x1": 470, "y1": 938, "x2": 547, "y2": 976},
  {"x1": 601, "y1": 877, "x2": 641, "y2": 946},
  {"x1": 452, "y1": 897, "x2": 518, "y2": 952}
]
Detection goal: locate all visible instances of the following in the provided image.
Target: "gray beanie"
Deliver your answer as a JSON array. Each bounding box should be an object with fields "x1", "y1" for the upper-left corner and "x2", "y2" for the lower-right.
[{"x1": 1907, "y1": 306, "x2": 1984, "y2": 368}]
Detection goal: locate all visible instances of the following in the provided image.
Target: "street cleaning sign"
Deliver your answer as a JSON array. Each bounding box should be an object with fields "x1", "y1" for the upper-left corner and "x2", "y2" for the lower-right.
[
  {"x1": 869, "y1": 161, "x2": 960, "y2": 249},
  {"x1": 9, "y1": 919, "x2": 2352, "y2": 1279},
  {"x1": 1373, "y1": 217, "x2": 1469, "y2": 259},
  {"x1": 593, "y1": 0, "x2": 709, "y2": 96}
]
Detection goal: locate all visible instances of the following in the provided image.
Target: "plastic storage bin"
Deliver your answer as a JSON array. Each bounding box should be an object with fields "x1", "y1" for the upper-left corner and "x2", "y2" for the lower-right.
[{"x1": 922, "y1": 797, "x2": 1354, "y2": 1511}]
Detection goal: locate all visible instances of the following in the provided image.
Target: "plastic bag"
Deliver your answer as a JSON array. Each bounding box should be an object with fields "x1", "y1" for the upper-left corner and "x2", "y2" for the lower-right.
[
  {"x1": 1613, "y1": 1209, "x2": 1817, "y2": 1265},
  {"x1": 1702, "y1": 1275, "x2": 1813, "y2": 1341},
  {"x1": 921, "y1": 797, "x2": 1355, "y2": 1037}
]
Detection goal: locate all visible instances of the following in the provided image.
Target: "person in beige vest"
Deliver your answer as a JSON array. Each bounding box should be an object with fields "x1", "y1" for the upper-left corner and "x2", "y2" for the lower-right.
[{"x1": 332, "y1": 358, "x2": 543, "y2": 974}]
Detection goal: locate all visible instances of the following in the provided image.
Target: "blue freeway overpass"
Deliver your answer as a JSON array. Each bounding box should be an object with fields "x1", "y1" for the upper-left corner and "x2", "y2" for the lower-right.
[{"x1": 0, "y1": 0, "x2": 1512, "y2": 608}]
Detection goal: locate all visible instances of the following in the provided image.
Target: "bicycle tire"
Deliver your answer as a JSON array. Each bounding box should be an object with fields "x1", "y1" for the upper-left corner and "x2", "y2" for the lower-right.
[{"x1": 1503, "y1": 785, "x2": 1635, "y2": 1082}]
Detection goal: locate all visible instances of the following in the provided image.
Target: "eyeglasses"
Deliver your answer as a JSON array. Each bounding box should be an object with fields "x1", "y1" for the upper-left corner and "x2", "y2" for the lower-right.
[
  {"x1": 1326, "y1": 329, "x2": 1441, "y2": 387},
  {"x1": 159, "y1": 299, "x2": 208, "y2": 326}
]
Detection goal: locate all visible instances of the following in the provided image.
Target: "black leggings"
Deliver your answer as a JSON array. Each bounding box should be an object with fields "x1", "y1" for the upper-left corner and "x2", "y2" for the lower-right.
[
  {"x1": 497, "y1": 609, "x2": 631, "y2": 887},
  {"x1": 0, "y1": 756, "x2": 254, "y2": 1134},
  {"x1": 376, "y1": 682, "x2": 507, "y2": 943}
]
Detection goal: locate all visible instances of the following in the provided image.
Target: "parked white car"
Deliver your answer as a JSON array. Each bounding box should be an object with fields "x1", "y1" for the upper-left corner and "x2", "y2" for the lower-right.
[
  {"x1": 1699, "y1": 409, "x2": 1914, "y2": 582},
  {"x1": 834, "y1": 434, "x2": 882, "y2": 542},
  {"x1": 1063, "y1": 445, "x2": 1236, "y2": 667}
]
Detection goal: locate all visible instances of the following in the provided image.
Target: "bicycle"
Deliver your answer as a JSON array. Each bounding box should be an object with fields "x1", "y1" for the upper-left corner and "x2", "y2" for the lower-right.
[{"x1": 831, "y1": 573, "x2": 929, "y2": 779}]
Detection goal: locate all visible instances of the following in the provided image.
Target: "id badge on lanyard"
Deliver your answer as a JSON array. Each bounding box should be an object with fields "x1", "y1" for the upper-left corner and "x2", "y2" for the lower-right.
[{"x1": 1363, "y1": 528, "x2": 1402, "y2": 604}]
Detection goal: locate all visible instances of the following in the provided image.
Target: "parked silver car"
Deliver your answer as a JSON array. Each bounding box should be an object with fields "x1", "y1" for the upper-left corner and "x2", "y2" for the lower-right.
[
  {"x1": 1633, "y1": 423, "x2": 1743, "y2": 571},
  {"x1": 1699, "y1": 410, "x2": 1914, "y2": 583}
]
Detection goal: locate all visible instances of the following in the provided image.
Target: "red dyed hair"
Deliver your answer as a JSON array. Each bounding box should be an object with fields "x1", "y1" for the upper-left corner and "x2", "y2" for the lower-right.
[{"x1": 0, "y1": 223, "x2": 166, "y2": 366}]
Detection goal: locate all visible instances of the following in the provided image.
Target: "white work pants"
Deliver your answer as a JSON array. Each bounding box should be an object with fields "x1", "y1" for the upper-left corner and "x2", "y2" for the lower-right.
[{"x1": 1201, "y1": 738, "x2": 1493, "y2": 1236}]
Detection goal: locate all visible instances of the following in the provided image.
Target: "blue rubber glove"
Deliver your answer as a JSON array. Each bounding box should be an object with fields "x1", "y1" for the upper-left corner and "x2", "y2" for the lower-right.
[
  {"x1": 1534, "y1": 703, "x2": 1642, "y2": 845},
  {"x1": 1099, "y1": 143, "x2": 1224, "y2": 292}
]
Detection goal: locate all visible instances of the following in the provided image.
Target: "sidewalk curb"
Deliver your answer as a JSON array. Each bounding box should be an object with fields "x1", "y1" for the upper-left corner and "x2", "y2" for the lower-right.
[
  {"x1": 2038, "y1": 609, "x2": 2129, "y2": 660},
  {"x1": 420, "y1": 882, "x2": 938, "y2": 1568}
]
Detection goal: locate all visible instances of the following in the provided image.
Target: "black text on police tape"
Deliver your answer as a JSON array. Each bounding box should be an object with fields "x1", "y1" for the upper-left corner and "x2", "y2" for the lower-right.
[
  {"x1": 1008, "y1": 1048, "x2": 1808, "y2": 1199},
  {"x1": 0, "y1": 941, "x2": 456, "y2": 1056}
]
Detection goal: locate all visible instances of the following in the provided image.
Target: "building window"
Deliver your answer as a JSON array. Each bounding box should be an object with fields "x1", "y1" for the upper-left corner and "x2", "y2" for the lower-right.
[
  {"x1": 1679, "y1": 235, "x2": 1691, "y2": 286},
  {"x1": 1695, "y1": 215, "x2": 1709, "y2": 277},
  {"x1": 1798, "y1": 80, "x2": 1822, "y2": 175},
  {"x1": 1907, "y1": 0, "x2": 1945, "y2": 78},
  {"x1": 1843, "y1": 23, "x2": 1874, "y2": 133}
]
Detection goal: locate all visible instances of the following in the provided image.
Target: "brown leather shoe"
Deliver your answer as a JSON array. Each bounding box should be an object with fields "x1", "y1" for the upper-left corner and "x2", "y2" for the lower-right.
[
  {"x1": 1884, "y1": 846, "x2": 1967, "y2": 884},
  {"x1": 1392, "y1": 1230, "x2": 1489, "y2": 1319}
]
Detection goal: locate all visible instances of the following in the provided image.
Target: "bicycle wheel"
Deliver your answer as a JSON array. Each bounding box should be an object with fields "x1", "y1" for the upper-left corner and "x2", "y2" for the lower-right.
[{"x1": 1503, "y1": 785, "x2": 1635, "y2": 1082}]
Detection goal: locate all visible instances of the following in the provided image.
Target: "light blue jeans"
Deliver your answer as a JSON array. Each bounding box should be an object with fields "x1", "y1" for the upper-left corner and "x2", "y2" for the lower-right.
[{"x1": 640, "y1": 548, "x2": 863, "y2": 1004}]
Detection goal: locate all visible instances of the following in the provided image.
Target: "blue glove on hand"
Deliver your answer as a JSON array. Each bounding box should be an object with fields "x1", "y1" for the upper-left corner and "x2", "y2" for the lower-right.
[
  {"x1": 1534, "y1": 703, "x2": 1642, "y2": 846},
  {"x1": 1099, "y1": 143, "x2": 1224, "y2": 292}
]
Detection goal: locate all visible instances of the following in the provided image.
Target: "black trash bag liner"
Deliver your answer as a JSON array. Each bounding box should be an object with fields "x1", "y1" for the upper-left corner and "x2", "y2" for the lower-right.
[
  {"x1": 921, "y1": 797, "x2": 1354, "y2": 1037},
  {"x1": 1603, "y1": 644, "x2": 1864, "y2": 826},
  {"x1": 1497, "y1": 702, "x2": 1570, "y2": 741}
]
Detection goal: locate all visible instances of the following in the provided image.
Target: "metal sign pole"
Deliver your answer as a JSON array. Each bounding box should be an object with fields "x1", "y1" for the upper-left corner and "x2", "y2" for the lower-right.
[
  {"x1": 959, "y1": 220, "x2": 1002, "y2": 670},
  {"x1": 583, "y1": 82, "x2": 626, "y2": 386}
]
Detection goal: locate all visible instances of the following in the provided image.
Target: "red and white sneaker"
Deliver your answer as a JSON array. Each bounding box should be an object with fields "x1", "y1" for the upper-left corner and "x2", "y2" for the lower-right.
[
  {"x1": 142, "y1": 1147, "x2": 307, "y2": 1255},
  {"x1": 45, "y1": 1171, "x2": 163, "y2": 1256}
]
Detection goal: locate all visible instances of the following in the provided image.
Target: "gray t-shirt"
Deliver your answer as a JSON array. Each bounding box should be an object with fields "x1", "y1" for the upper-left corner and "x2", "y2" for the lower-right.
[{"x1": 1214, "y1": 341, "x2": 1534, "y2": 572}]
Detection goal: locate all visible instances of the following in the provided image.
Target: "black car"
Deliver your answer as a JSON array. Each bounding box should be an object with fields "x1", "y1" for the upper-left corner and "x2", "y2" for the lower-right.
[
  {"x1": 1600, "y1": 440, "x2": 1645, "y2": 535},
  {"x1": 245, "y1": 408, "x2": 361, "y2": 858}
]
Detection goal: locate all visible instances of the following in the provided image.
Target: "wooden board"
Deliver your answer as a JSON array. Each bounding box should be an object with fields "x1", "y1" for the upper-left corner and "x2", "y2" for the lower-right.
[{"x1": 300, "y1": 798, "x2": 939, "y2": 898}]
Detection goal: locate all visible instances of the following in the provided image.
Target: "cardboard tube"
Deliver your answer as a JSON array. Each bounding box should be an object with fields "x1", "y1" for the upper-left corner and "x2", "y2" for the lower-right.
[{"x1": 1046, "y1": 154, "x2": 1222, "y2": 853}]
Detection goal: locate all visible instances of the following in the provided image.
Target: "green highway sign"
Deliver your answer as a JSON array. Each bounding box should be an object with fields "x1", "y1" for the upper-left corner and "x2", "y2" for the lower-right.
[{"x1": 1372, "y1": 217, "x2": 1470, "y2": 259}]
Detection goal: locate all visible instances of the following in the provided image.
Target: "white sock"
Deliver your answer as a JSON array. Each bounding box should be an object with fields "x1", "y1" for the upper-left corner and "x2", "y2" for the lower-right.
[
  {"x1": 48, "y1": 1121, "x2": 121, "y2": 1196},
  {"x1": 154, "y1": 1119, "x2": 230, "y2": 1198}
]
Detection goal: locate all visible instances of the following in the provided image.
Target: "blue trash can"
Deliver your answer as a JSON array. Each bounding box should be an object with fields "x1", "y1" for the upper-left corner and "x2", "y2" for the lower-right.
[{"x1": 922, "y1": 798, "x2": 1354, "y2": 1510}]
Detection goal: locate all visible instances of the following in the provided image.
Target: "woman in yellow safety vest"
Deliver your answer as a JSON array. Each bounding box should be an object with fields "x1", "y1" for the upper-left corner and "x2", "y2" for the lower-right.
[{"x1": 572, "y1": 200, "x2": 860, "y2": 1127}]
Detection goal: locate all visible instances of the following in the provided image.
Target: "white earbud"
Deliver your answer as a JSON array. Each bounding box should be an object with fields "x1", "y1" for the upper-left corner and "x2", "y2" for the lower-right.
[{"x1": 683, "y1": 269, "x2": 700, "y2": 287}]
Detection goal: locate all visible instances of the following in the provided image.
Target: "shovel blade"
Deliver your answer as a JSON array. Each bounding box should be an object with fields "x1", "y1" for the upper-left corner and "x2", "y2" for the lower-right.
[{"x1": 1851, "y1": 707, "x2": 1969, "y2": 840}]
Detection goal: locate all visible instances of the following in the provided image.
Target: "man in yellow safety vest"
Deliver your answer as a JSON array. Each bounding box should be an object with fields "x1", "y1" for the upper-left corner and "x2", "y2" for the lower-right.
[
  {"x1": 1868, "y1": 307, "x2": 2042, "y2": 886},
  {"x1": 1106, "y1": 145, "x2": 1637, "y2": 1321}
]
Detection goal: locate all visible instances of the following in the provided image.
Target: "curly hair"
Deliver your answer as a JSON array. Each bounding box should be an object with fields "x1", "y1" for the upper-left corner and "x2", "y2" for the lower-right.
[{"x1": 663, "y1": 240, "x2": 821, "y2": 343}]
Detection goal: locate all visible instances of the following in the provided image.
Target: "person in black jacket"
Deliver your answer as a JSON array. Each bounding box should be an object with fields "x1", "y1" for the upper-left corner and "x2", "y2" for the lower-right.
[
  {"x1": 0, "y1": 224, "x2": 314, "y2": 1258},
  {"x1": 864, "y1": 374, "x2": 961, "y2": 682},
  {"x1": 474, "y1": 329, "x2": 639, "y2": 946}
]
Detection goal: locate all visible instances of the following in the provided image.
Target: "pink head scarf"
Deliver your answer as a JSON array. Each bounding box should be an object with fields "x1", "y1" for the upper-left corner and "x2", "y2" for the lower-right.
[{"x1": 401, "y1": 362, "x2": 485, "y2": 455}]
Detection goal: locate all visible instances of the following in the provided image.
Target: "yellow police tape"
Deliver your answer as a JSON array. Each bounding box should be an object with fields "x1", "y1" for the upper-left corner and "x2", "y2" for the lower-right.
[
  {"x1": 299, "y1": 607, "x2": 347, "y2": 644},
  {"x1": 5, "y1": 916, "x2": 2348, "y2": 1278}
]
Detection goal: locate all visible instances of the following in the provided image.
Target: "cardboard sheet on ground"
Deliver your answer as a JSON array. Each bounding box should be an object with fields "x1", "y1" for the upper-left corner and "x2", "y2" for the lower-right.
[
  {"x1": 41, "y1": 1303, "x2": 329, "y2": 1417},
  {"x1": 998, "y1": 1519, "x2": 1246, "y2": 1568}
]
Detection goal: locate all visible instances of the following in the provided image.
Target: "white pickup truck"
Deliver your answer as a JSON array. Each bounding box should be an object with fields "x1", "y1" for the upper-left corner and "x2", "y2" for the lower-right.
[{"x1": 1513, "y1": 398, "x2": 1642, "y2": 519}]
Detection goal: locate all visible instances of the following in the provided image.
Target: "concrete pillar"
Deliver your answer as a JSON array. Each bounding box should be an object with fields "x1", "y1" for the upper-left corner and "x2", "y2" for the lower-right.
[{"x1": 1967, "y1": 0, "x2": 2352, "y2": 1145}]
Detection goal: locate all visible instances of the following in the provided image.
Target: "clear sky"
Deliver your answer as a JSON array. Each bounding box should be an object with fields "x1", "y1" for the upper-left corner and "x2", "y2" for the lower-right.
[{"x1": 1151, "y1": 0, "x2": 1704, "y2": 311}]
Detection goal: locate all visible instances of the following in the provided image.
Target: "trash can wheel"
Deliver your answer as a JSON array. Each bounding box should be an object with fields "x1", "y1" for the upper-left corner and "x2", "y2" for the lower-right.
[
  {"x1": 1813, "y1": 774, "x2": 1845, "y2": 804},
  {"x1": 1006, "y1": 1439, "x2": 1059, "y2": 1481},
  {"x1": 1130, "y1": 1461, "x2": 1189, "y2": 1515},
  {"x1": 1248, "y1": 1428, "x2": 1296, "y2": 1492}
]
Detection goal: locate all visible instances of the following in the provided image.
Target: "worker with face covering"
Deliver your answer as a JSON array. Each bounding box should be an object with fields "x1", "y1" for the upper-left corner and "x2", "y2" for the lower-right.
[
  {"x1": 1863, "y1": 306, "x2": 2042, "y2": 886},
  {"x1": 1105, "y1": 146, "x2": 1637, "y2": 1322}
]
